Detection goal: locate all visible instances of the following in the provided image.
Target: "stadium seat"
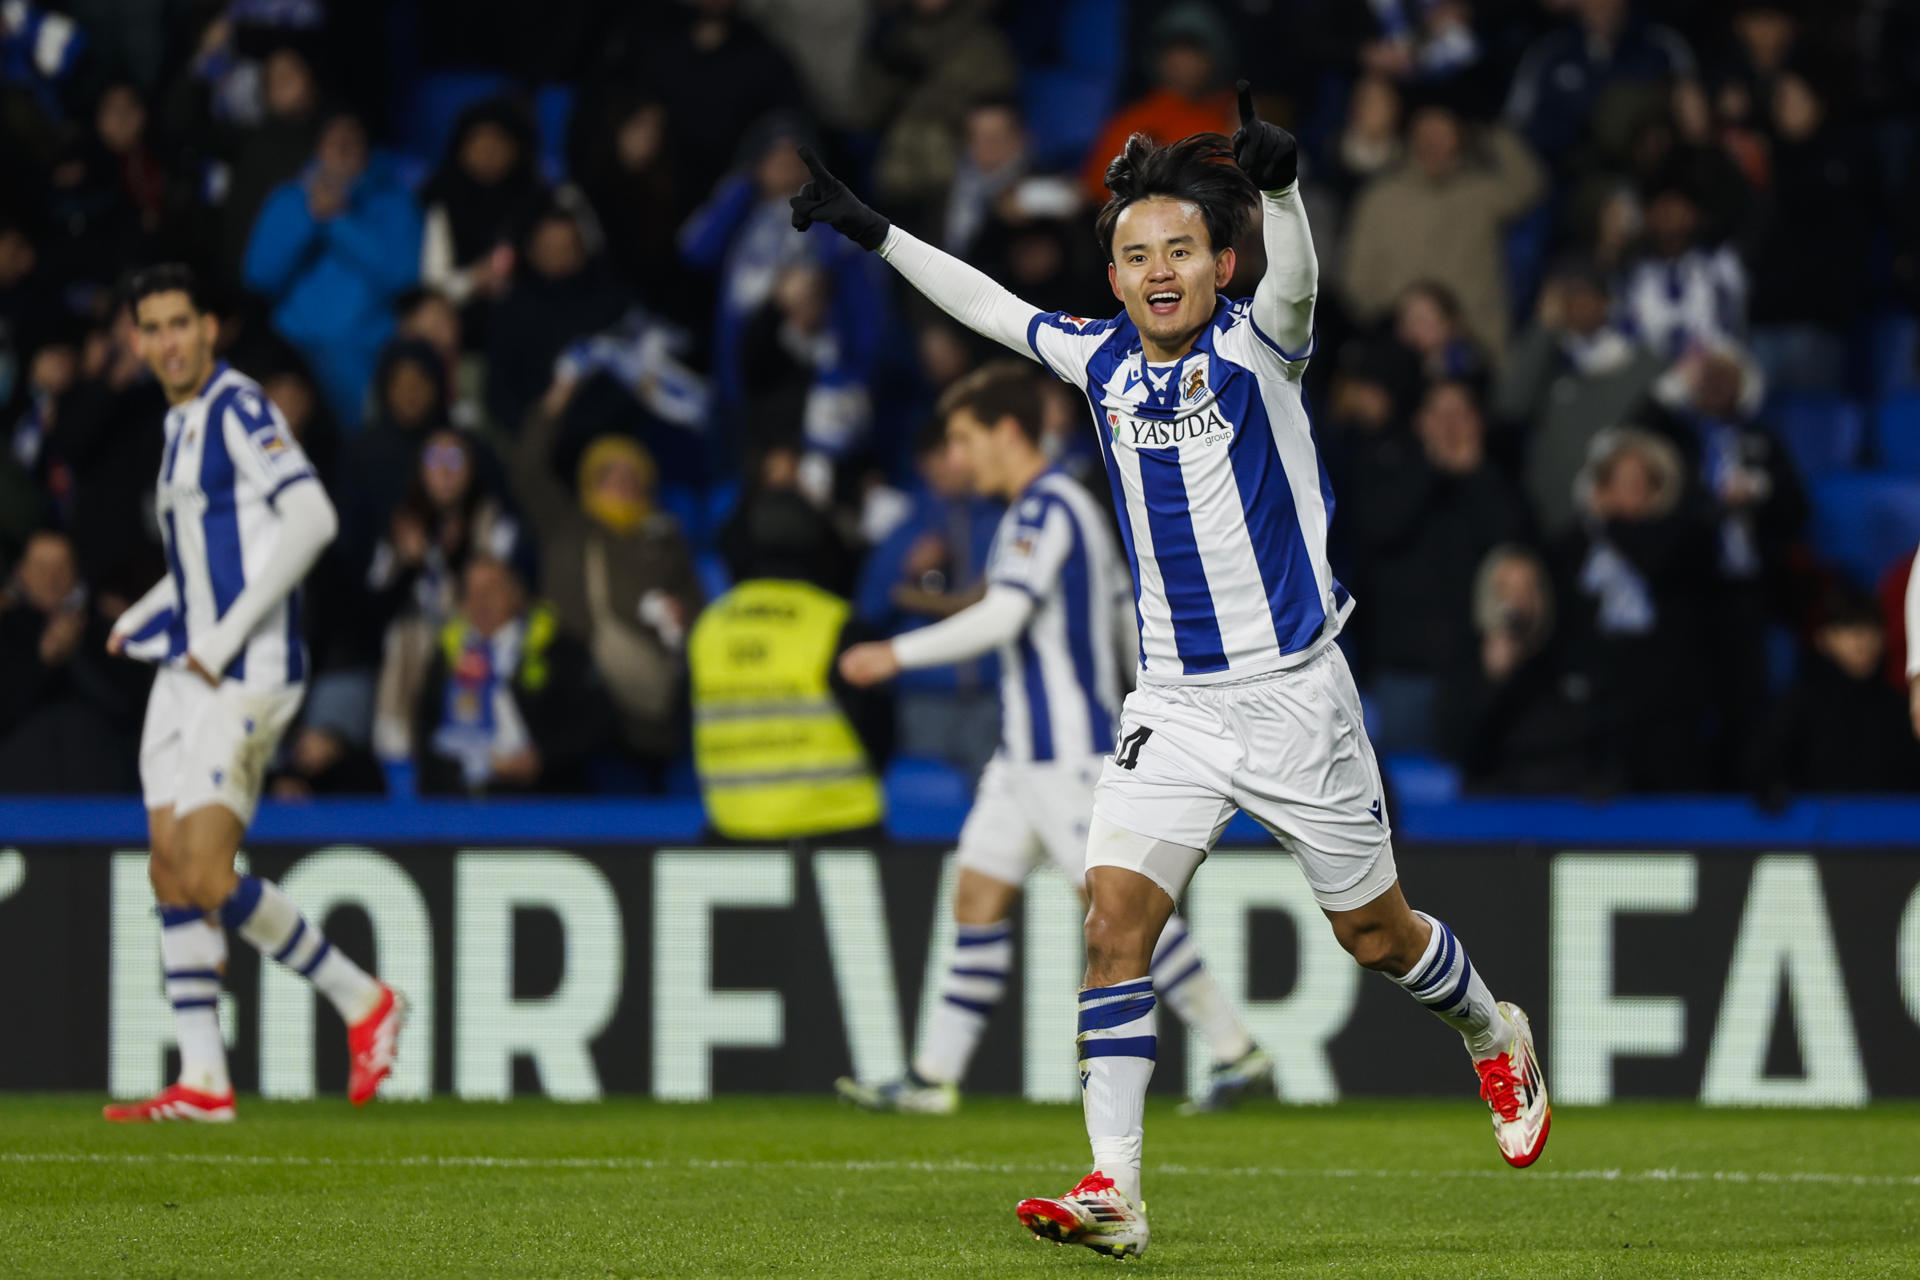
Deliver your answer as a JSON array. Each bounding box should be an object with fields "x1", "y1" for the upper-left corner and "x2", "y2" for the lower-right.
[
  {"x1": 885, "y1": 755, "x2": 972, "y2": 810},
  {"x1": 534, "y1": 83, "x2": 575, "y2": 183},
  {"x1": 1022, "y1": 69, "x2": 1115, "y2": 170},
  {"x1": 400, "y1": 70, "x2": 516, "y2": 168},
  {"x1": 1867, "y1": 308, "x2": 1919, "y2": 398},
  {"x1": 704, "y1": 477, "x2": 741, "y2": 540},
  {"x1": 1381, "y1": 753, "x2": 1461, "y2": 806},
  {"x1": 1058, "y1": 0, "x2": 1126, "y2": 76},
  {"x1": 1807, "y1": 472, "x2": 1920, "y2": 587},
  {"x1": 1874, "y1": 390, "x2": 1920, "y2": 474},
  {"x1": 1770, "y1": 393, "x2": 1864, "y2": 478}
]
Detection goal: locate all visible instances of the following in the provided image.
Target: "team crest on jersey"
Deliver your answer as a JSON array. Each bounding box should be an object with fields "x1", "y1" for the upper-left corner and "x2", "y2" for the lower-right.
[{"x1": 1181, "y1": 365, "x2": 1207, "y2": 403}]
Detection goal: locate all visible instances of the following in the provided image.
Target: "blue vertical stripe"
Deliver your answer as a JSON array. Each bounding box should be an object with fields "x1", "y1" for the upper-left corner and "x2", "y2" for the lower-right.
[
  {"x1": 1136, "y1": 450, "x2": 1225, "y2": 672},
  {"x1": 198, "y1": 390, "x2": 247, "y2": 682},
  {"x1": 1054, "y1": 506, "x2": 1113, "y2": 755},
  {"x1": 1018, "y1": 630, "x2": 1054, "y2": 762},
  {"x1": 1084, "y1": 376, "x2": 1147, "y2": 668},
  {"x1": 1225, "y1": 378, "x2": 1326, "y2": 654}
]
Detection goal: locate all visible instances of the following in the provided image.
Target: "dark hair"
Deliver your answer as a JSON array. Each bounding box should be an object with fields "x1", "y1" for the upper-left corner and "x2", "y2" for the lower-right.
[
  {"x1": 122, "y1": 263, "x2": 211, "y2": 316},
  {"x1": 937, "y1": 360, "x2": 1045, "y2": 446},
  {"x1": 1093, "y1": 132, "x2": 1257, "y2": 261},
  {"x1": 1820, "y1": 585, "x2": 1883, "y2": 631}
]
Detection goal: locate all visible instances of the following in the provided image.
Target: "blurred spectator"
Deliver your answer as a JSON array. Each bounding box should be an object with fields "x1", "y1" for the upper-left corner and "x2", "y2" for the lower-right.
[
  {"x1": 678, "y1": 115, "x2": 884, "y2": 447},
  {"x1": 854, "y1": 417, "x2": 1002, "y2": 782},
  {"x1": 1748, "y1": 587, "x2": 1920, "y2": 799},
  {"x1": 1504, "y1": 0, "x2": 1697, "y2": 167},
  {"x1": 1348, "y1": 380, "x2": 1529, "y2": 751},
  {"x1": 1557, "y1": 426, "x2": 1716, "y2": 791},
  {"x1": 719, "y1": 441, "x2": 859, "y2": 595},
  {"x1": 1340, "y1": 104, "x2": 1545, "y2": 354},
  {"x1": 1643, "y1": 343, "x2": 1806, "y2": 782},
  {"x1": 1494, "y1": 254, "x2": 1664, "y2": 536},
  {"x1": 419, "y1": 96, "x2": 543, "y2": 331},
  {"x1": 1079, "y1": 11, "x2": 1236, "y2": 205},
  {"x1": 1906, "y1": 548, "x2": 1920, "y2": 740},
  {"x1": 338, "y1": 338, "x2": 450, "y2": 565},
  {"x1": 570, "y1": 90, "x2": 702, "y2": 331},
  {"x1": 740, "y1": 261, "x2": 873, "y2": 469},
  {"x1": 513, "y1": 396, "x2": 702, "y2": 768},
  {"x1": 1303, "y1": 0, "x2": 1487, "y2": 104},
  {"x1": 690, "y1": 483, "x2": 887, "y2": 840},
  {"x1": 858, "y1": 0, "x2": 1019, "y2": 209},
  {"x1": 485, "y1": 197, "x2": 627, "y2": 436},
  {"x1": 616, "y1": 0, "x2": 803, "y2": 207},
  {"x1": 0, "y1": 1, "x2": 87, "y2": 156},
  {"x1": 393, "y1": 284, "x2": 486, "y2": 429},
  {"x1": 1436, "y1": 544, "x2": 1593, "y2": 793},
  {"x1": 242, "y1": 108, "x2": 421, "y2": 421},
  {"x1": 213, "y1": 44, "x2": 322, "y2": 288},
  {"x1": 1745, "y1": 72, "x2": 1868, "y2": 393},
  {"x1": 0, "y1": 219, "x2": 63, "y2": 410},
  {"x1": 1389, "y1": 280, "x2": 1486, "y2": 386},
  {"x1": 41, "y1": 305, "x2": 166, "y2": 600},
  {"x1": 1330, "y1": 74, "x2": 1403, "y2": 203},
  {"x1": 1614, "y1": 179, "x2": 1745, "y2": 359},
  {"x1": 42, "y1": 81, "x2": 173, "y2": 297},
  {"x1": 414, "y1": 553, "x2": 612, "y2": 796},
  {"x1": 0, "y1": 529, "x2": 144, "y2": 791},
  {"x1": 367, "y1": 428, "x2": 519, "y2": 760},
  {"x1": 937, "y1": 97, "x2": 1051, "y2": 260},
  {"x1": 267, "y1": 724, "x2": 386, "y2": 798}
]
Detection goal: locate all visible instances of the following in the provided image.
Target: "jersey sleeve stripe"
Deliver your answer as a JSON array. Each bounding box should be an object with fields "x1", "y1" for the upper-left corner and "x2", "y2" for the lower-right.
[
  {"x1": 988, "y1": 577, "x2": 1043, "y2": 601},
  {"x1": 265, "y1": 470, "x2": 318, "y2": 505}
]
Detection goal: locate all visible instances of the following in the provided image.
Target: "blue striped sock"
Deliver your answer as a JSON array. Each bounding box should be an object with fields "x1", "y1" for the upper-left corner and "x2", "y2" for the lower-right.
[
  {"x1": 1391, "y1": 911, "x2": 1507, "y2": 1058},
  {"x1": 913, "y1": 921, "x2": 1012, "y2": 1085},
  {"x1": 1078, "y1": 980, "x2": 1156, "y2": 1205}
]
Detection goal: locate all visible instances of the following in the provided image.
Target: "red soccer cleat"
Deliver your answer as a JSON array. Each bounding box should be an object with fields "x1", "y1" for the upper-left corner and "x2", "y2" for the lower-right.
[
  {"x1": 103, "y1": 1083, "x2": 236, "y2": 1123},
  {"x1": 1475, "y1": 1001, "x2": 1551, "y2": 1168},
  {"x1": 347, "y1": 984, "x2": 408, "y2": 1106},
  {"x1": 1015, "y1": 1170, "x2": 1150, "y2": 1259}
]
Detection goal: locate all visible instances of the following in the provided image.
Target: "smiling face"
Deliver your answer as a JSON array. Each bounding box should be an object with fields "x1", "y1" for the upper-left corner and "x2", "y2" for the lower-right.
[
  {"x1": 132, "y1": 290, "x2": 218, "y2": 404},
  {"x1": 1107, "y1": 196, "x2": 1234, "y2": 361}
]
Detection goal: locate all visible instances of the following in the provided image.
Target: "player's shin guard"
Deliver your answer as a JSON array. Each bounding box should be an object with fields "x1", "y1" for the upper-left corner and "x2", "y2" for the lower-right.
[
  {"x1": 1390, "y1": 911, "x2": 1510, "y2": 1059},
  {"x1": 158, "y1": 905, "x2": 229, "y2": 1094},
  {"x1": 219, "y1": 875, "x2": 381, "y2": 1023},
  {"x1": 1151, "y1": 914, "x2": 1253, "y2": 1065},
  {"x1": 912, "y1": 920, "x2": 1012, "y2": 1086},
  {"x1": 1078, "y1": 980, "x2": 1156, "y2": 1205}
]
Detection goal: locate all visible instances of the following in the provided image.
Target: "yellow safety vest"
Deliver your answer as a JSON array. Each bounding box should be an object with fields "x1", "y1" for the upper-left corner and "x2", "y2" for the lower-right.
[{"x1": 688, "y1": 579, "x2": 884, "y2": 840}]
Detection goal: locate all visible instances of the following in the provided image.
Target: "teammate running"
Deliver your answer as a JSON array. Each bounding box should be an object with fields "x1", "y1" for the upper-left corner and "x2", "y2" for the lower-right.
[
  {"x1": 103, "y1": 265, "x2": 405, "y2": 1122},
  {"x1": 791, "y1": 85, "x2": 1548, "y2": 1259},
  {"x1": 832, "y1": 361, "x2": 1271, "y2": 1116}
]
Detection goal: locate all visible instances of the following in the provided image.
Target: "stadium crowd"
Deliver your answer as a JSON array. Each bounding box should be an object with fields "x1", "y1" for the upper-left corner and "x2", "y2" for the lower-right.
[{"x1": 3, "y1": 0, "x2": 1920, "y2": 805}]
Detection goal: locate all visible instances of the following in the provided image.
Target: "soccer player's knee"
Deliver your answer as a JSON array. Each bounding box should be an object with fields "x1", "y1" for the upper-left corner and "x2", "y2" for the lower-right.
[
  {"x1": 174, "y1": 862, "x2": 237, "y2": 912},
  {"x1": 1083, "y1": 906, "x2": 1153, "y2": 974}
]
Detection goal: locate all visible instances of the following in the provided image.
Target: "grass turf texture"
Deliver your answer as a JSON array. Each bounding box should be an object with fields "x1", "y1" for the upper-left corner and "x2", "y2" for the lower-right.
[{"x1": 3, "y1": 1097, "x2": 1916, "y2": 1278}]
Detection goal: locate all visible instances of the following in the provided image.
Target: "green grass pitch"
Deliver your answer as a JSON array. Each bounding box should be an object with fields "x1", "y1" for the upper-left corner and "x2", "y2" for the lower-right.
[{"x1": 3, "y1": 1096, "x2": 1916, "y2": 1278}]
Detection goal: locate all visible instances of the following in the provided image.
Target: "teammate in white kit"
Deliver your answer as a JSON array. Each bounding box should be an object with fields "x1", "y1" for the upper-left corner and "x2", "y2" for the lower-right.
[
  {"x1": 792, "y1": 85, "x2": 1549, "y2": 1258},
  {"x1": 102, "y1": 265, "x2": 405, "y2": 1122},
  {"x1": 831, "y1": 361, "x2": 1271, "y2": 1116}
]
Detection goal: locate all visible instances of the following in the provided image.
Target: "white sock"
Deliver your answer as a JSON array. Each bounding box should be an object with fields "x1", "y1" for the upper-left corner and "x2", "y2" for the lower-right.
[
  {"x1": 1391, "y1": 911, "x2": 1511, "y2": 1060},
  {"x1": 219, "y1": 875, "x2": 382, "y2": 1023},
  {"x1": 159, "y1": 906, "x2": 229, "y2": 1094},
  {"x1": 1078, "y1": 979, "x2": 1156, "y2": 1205},
  {"x1": 1151, "y1": 914, "x2": 1254, "y2": 1065},
  {"x1": 913, "y1": 920, "x2": 1012, "y2": 1086}
]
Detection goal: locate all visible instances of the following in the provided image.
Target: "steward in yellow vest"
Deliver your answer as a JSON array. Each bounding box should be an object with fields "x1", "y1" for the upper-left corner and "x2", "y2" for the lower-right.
[{"x1": 689, "y1": 577, "x2": 885, "y2": 839}]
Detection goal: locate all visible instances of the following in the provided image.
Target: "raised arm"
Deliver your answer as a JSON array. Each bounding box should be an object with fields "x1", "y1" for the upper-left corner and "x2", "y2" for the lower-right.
[
  {"x1": 840, "y1": 585, "x2": 1035, "y2": 686},
  {"x1": 789, "y1": 147, "x2": 1043, "y2": 359},
  {"x1": 1233, "y1": 83, "x2": 1316, "y2": 359}
]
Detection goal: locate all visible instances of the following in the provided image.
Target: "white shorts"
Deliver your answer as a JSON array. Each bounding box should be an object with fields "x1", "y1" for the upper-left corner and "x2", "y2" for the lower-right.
[
  {"x1": 955, "y1": 752, "x2": 1104, "y2": 889},
  {"x1": 139, "y1": 667, "x2": 305, "y2": 824},
  {"x1": 1090, "y1": 644, "x2": 1397, "y2": 911}
]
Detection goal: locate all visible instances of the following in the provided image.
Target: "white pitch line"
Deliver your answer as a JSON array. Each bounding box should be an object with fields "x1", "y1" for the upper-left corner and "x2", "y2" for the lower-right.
[{"x1": 2, "y1": 1152, "x2": 1917, "y2": 1188}]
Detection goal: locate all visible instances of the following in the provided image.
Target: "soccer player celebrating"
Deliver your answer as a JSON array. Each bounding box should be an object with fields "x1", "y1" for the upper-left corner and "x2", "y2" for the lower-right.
[
  {"x1": 833, "y1": 361, "x2": 1271, "y2": 1116},
  {"x1": 102, "y1": 265, "x2": 405, "y2": 1122},
  {"x1": 792, "y1": 87, "x2": 1548, "y2": 1259}
]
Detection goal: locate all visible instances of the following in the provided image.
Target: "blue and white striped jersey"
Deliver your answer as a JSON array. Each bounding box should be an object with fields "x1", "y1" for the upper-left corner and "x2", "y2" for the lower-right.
[
  {"x1": 985, "y1": 469, "x2": 1126, "y2": 762},
  {"x1": 140, "y1": 362, "x2": 318, "y2": 688},
  {"x1": 1026, "y1": 296, "x2": 1351, "y2": 684}
]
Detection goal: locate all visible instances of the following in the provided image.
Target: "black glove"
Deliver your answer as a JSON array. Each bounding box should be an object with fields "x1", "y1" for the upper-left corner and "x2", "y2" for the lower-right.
[
  {"x1": 788, "y1": 146, "x2": 891, "y2": 252},
  {"x1": 1232, "y1": 81, "x2": 1299, "y2": 193}
]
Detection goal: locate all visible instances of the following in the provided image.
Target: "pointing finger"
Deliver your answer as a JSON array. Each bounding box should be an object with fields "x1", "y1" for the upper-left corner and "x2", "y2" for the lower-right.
[
  {"x1": 1236, "y1": 80, "x2": 1256, "y2": 127},
  {"x1": 798, "y1": 145, "x2": 830, "y2": 181}
]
